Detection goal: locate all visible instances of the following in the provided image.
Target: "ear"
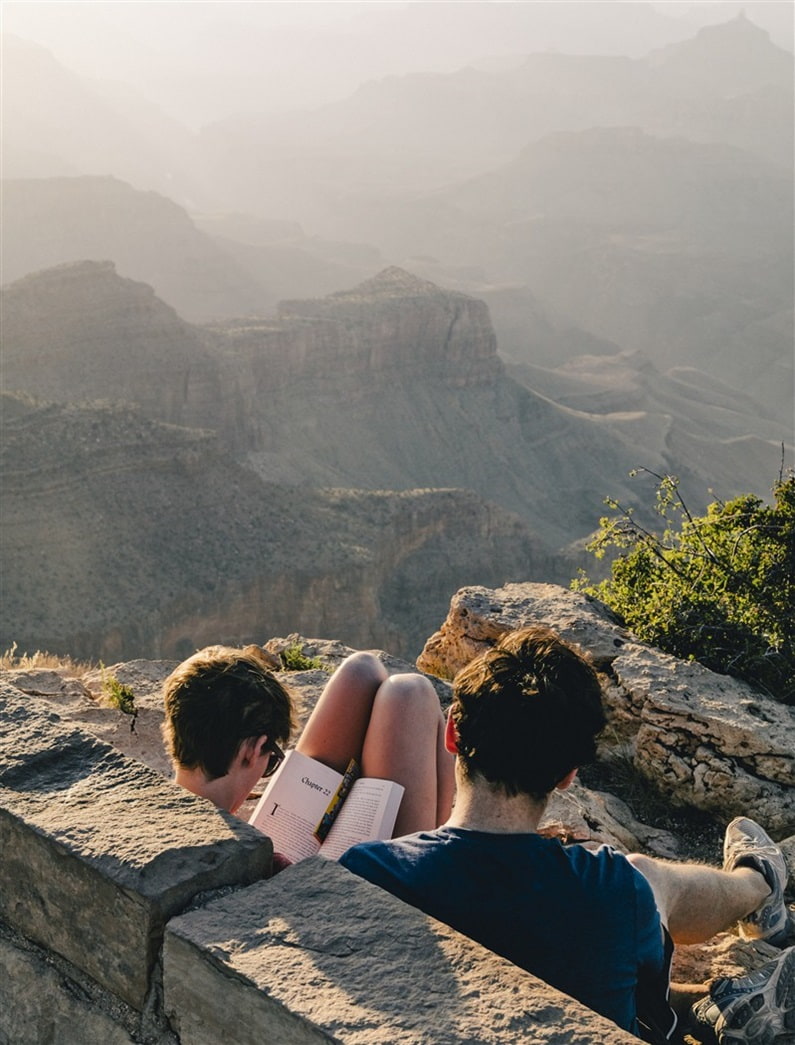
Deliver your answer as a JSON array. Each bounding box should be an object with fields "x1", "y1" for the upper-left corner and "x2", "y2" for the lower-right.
[
  {"x1": 444, "y1": 710, "x2": 459, "y2": 755},
  {"x1": 238, "y1": 734, "x2": 269, "y2": 768},
  {"x1": 555, "y1": 767, "x2": 578, "y2": 792}
]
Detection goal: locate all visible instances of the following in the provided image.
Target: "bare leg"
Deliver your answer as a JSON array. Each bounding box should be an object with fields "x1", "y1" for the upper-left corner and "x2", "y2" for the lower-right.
[
  {"x1": 295, "y1": 653, "x2": 455, "y2": 833},
  {"x1": 360, "y1": 673, "x2": 455, "y2": 835},
  {"x1": 296, "y1": 652, "x2": 389, "y2": 773},
  {"x1": 628, "y1": 854, "x2": 769, "y2": 945}
]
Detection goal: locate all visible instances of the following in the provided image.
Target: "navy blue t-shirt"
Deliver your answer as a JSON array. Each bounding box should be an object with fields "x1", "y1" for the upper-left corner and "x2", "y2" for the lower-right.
[{"x1": 341, "y1": 827, "x2": 666, "y2": 1037}]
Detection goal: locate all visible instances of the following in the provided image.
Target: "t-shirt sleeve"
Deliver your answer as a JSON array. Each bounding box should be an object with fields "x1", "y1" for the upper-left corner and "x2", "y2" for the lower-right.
[{"x1": 338, "y1": 844, "x2": 366, "y2": 874}]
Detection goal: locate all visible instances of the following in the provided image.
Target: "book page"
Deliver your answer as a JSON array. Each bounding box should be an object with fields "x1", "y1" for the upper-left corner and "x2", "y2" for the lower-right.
[
  {"x1": 318, "y1": 778, "x2": 405, "y2": 861},
  {"x1": 248, "y1": 750, "x2": 342, "y2": 865}
]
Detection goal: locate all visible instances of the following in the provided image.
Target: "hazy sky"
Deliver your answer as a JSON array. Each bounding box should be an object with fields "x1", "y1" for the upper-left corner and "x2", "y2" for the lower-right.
[{"x1": 3, "y1": 1, "x2": 793, "y2": 127}]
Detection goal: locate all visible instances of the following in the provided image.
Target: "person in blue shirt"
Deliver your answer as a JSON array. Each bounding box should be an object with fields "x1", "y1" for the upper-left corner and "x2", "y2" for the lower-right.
[{"x1": 341, "y1": 626, "x2": 791, "y2": 1043}]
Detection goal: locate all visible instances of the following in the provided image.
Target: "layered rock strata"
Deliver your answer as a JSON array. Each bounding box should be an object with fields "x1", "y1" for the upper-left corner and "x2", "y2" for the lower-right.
[{"x1": 1, "y1": 394, "x2": 558, "y2": 660}]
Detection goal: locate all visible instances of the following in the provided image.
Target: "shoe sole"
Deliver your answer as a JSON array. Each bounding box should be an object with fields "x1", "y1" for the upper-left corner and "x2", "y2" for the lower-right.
[{"x1": 719, "y1": 947, "x2": 795, "y2": 1045}]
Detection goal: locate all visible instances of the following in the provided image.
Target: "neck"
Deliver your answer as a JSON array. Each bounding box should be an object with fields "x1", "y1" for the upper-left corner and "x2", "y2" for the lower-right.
[
  {"x1": 174, "y1": 766, "x2": 237, "y2": 813},
  {"x1": 445, "y1": 765, "x2": 548, "y2": 834}
]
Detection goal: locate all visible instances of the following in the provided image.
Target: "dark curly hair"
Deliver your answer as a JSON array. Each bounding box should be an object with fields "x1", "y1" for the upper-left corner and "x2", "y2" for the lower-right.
[{"x1": 451, "y1": 626, "x2": 605, "y2": 800}]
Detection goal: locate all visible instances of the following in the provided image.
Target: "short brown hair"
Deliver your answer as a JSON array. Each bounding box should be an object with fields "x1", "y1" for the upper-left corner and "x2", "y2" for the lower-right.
[
  {"x1": 162, "y1": 645, "x2": 295, "y2": 779},
  {"x1": 451, "y1": 626, "x2": 605, "y2": 800}
]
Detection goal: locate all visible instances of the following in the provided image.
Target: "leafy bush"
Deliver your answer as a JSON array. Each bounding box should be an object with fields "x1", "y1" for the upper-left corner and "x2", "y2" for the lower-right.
[
  {"x1": 280, "y1": 643, "x2": 328, "y2": 672},
  {"x1": 574, "y1": 470, "x2": 795, "y2": 704}
]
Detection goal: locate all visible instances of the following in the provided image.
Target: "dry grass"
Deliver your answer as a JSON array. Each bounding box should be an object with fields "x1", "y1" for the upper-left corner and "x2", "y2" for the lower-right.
[{"x1": 0, "y1": 641, "x2": 96, "y2": 678}]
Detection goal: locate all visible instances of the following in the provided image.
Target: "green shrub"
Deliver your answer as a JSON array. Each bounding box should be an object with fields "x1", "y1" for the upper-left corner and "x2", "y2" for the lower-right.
[
  {"x1": 101, "y1": 669, "x2": 138, "y2": 731},
  {"x1": 574, "y1": 469, "x2": 795, "y2": 704},
  {"x1": 280, "y1": 643, "x2": 328, "y2": 672}
]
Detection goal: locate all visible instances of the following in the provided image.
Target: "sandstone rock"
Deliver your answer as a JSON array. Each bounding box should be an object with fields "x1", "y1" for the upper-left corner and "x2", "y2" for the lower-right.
[
  {"x1": 0, "y1": 931, "x2": 138, "y2": 1045},
  {"x1": 1, "y1": 661, "x2": 179, "y2": 781},
  {"x1": 542, "y1": 782, "x2": 681, "y2": 859},
  {"x1": 164, "y1": 858, "x2": 638, "y2": 1045},
  {"x1": 417, "y1": 582, "x2": 630, "y2": 679},
  {"x1": 611, "y1": 644, "x2": 795, "y2": 835},
  {"x1": 0, "y1": 920, "x2": 178, "y2": 1045},
  {"x1": 0, "y1": 666, "x2": 92, "y2": 702},
  {"x1": 83, "y1": 659, "x2": 181, "y2": 706}
]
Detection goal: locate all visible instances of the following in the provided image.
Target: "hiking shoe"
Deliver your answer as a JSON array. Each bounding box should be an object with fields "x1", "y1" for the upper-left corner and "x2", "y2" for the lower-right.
[
  {"x1": 723, "y1": 817, "x2": 790, "y2": 945},
  {"x1": 691, "y1": 946, "x2": 795, "y2": 1045}
]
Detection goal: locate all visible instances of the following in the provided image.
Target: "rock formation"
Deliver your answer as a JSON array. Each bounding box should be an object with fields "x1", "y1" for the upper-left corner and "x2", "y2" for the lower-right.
[
  {"x1": 419, "y1": 583, "x2": 795, "y2": 836},
  {"x1": 1, "y1": 260, "x2": 223, "y2": 431},
  {"x1": 1, "y1": 393, "x2": 560, "y2": 660},
  {"x1": 1, "y1": 263, "x2": 790, "y2": 660}
]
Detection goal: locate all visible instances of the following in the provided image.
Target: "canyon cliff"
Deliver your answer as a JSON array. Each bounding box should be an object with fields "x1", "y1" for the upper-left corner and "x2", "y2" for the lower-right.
[
  {"x1": 1, "y1": 393, "x2": 558, "y2": 661},
  {"x1": 1, "y1": 263, "x2": 789, "y2": 660}
]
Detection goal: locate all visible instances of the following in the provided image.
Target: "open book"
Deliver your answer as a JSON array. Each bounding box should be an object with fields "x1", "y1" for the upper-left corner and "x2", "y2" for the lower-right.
[{"x1": 248, "y1": 749, "x2": 405, "y2": 864}]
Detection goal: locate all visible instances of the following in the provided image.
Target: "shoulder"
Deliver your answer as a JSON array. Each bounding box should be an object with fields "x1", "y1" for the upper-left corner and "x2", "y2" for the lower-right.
[
  {"x1": 340, "y1": 828, "x2": 456, "y2": 883},
  {"x1": 564, "y1": 844, "x2": 658, "y2": 906},
  {"x1": 342, "y1": 829, "x2": 443, "y2": 866}
]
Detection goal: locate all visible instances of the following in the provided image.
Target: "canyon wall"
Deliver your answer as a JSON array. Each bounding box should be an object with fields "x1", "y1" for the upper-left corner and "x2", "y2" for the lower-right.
[
  {"x1": 2, "y1": 261, "x2": 789, "y2": 662},
  {"x1": 0, "y1": 394, "x2": 559, "y2": 660}
]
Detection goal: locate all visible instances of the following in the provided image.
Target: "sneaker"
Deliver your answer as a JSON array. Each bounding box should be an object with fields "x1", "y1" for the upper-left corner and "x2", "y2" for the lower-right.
[
  {"x1": 723, "y1": 817, "x2": 790, "y2": 945},
  {"x1": 691, "y1": 946, "x2": 795, "y2": 1045}
]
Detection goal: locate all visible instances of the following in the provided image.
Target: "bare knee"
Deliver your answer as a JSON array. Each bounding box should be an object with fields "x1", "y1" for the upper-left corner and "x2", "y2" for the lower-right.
[
  {"x1": 336, "y1": 651, "x2": 388, "y2": 689},
  {"x1": 377, "y1": 672, "x2": 440, "y2": 715}
]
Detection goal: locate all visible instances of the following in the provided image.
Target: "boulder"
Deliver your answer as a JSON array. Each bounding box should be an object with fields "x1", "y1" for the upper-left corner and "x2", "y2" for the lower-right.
[
  {"x1": 610, "y1": 645, "x2": 795, "y2": 835},
  {"x1": 417, "y1": 582, "x2": 629, "y2": 678}
]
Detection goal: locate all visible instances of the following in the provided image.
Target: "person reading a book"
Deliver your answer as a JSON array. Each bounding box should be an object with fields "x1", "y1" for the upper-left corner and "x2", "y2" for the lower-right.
[
  {"x1": 162, "y1": 644, "x2": 455, "y2": 838},
  {"x1": 340, "y1": 627, "x2": 793, "y2": 1044}
]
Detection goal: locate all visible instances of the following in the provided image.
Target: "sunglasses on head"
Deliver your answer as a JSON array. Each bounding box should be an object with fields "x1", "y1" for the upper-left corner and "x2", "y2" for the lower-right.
[{"x1": 262, "y1": 740, "x2": 285, "y2": 778}]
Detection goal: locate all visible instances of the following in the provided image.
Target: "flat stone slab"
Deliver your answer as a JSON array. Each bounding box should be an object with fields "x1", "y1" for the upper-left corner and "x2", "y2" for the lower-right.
[
  {"x1": 0, "y1": 684, "x2": 272, "y2": 1009},
  {"x1": 164, "y1": 858, "x2": 638, "y2": 1045}
]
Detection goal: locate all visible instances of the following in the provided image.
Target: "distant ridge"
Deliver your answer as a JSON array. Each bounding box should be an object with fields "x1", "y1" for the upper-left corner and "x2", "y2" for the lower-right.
[
  {"x1": 3, "y1": 261, "x2": 789, "y2": 553},
  {"x1": 647, "y1": 11, "x2": 793, "y2": 95},
  {"x1": 0, "y1": 177, "x2": 269, "y2": 322},
  {"x1": 332, "y1": 266, "x2": 457, "y2": 300}
]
